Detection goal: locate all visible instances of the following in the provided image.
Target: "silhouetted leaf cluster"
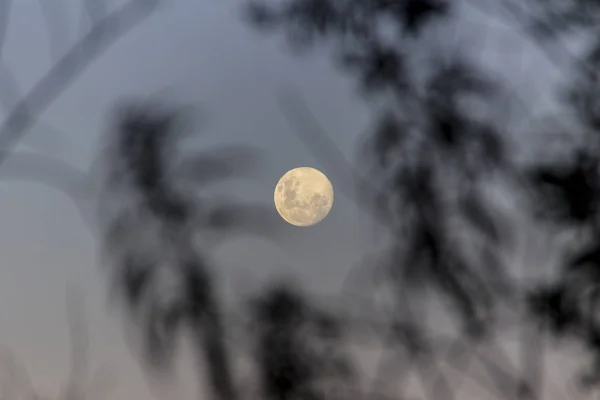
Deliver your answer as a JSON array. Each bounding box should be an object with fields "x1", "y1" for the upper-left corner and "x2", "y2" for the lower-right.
[
  {"x1": 245, "y1": 0, "x2": 512, "y2": 344},
  {"x1": 249, "y1": 282, "x2": 359, "y2": 400},
  {"x1": 524, "y1": 130, "x2": 600, "y2": 392},
  {"x1": 527, "y1": 150, "x2": 600, "y2": 225},
  {"x1": 100, "y1": 101, "x2": 284, "y2": 400},
  {"x1": 527, "y1": 244, "x2": 600, "y2": 387},
  {"x1": 518, "y1": 35, "x2": 600, "y2": 388},
  {"x1": 241, "y1": 0, "x2": 600, "y2": 397},
  {"x1": 360, "y1": 59, "x2": 511, "y2": 341},
  {"x1": 245, "y1": 0, "x2": 451, "y2": 97}
]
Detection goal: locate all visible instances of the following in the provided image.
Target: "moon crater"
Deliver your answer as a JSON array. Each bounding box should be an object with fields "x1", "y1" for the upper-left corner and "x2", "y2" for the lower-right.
[{"x1": 274, "y1": 167, "x2": 334, "y2": 227}]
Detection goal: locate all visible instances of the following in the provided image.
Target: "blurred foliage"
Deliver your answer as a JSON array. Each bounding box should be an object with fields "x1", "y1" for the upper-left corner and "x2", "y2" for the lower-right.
[
  {"x1": 241, "y1": 0, "x2": 600, "y2": 397},
  {"x1": 248, "y1": 282, "x2": 360, "y2": 400},
  {"x1": 86, "y1": 0, "x2": 600, "y2": 397},
  {"x1": 99, "y1": 101, "x2": 285, "y2": 400},
  {"x1": 7, "y1": 0, "x2": 600, "y2": 398},
  {"x1": 245, "y1": 0, "x2": 512, "y2": 342}
]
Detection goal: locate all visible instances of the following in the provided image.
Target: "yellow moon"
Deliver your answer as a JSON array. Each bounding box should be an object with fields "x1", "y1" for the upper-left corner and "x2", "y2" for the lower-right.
[{"x1": 274, "y1": 167, "x2": 334, "y2": 227}]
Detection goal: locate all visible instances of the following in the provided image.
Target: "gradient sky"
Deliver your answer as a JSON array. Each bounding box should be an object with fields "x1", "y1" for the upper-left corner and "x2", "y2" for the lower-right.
[{"x1": 0, "y1": 0, "x2": 581, "y2": 398}]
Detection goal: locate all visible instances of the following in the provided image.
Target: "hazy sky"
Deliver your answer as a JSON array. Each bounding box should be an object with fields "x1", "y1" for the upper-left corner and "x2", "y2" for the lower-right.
[{"x1": 0, "y1": 0, "x2": 579, "y2": 399}]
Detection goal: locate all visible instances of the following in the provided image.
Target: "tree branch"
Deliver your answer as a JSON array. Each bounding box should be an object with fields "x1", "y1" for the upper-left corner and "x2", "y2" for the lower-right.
[{"x1": 0, "y1": 0, "x2": 160, "y2": 168}]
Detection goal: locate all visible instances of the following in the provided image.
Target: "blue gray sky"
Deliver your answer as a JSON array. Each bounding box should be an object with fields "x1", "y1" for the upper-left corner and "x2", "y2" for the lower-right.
[{"x1": 0, "y1": 0, "x2": 583, "y2": 398}]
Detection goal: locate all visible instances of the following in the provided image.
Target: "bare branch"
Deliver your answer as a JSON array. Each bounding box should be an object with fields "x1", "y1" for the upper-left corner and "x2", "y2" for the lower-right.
[
  {"x1": 0, "y1": 0, "x2": 160, "y2": 169},
  {"x1": 0, "y1": 62, "x2": 69, "y2": 153},
  {"x1": 0, "y1": 1, "x2": 71, "y2": 150},
  {"x1": 82, "y1": 0, "x2": 108, "y2": 30},
  {"x1": 37, "y1": 0, "x2": 71, "y2": 62}
]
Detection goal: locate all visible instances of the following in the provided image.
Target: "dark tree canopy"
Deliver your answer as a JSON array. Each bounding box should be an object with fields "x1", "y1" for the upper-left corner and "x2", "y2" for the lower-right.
[
  {"x1": 246, "y1": 0, "x2": 515, "y2": 342},
  {"x1": 240, "y1": 0, "x2": 600, "y2": 397},
  {"x1": 99, "y1": 101, "x2": 286, "y2": 400}
]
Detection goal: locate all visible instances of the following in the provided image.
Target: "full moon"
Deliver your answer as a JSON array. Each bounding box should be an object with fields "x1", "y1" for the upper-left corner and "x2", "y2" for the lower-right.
[{"x1": 274, "y1": 167, "x2": 334, "y2": 227}]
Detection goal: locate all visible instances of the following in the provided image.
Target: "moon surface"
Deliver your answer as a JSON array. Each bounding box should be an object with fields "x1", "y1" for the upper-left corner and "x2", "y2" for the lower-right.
[{"x1": 274, "y1": 167, "x2": 334, "y2": 227}]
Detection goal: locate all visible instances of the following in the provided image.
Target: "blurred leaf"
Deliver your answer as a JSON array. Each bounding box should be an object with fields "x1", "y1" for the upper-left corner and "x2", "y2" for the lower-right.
[
  {"x1": 398, "y1": 0, "x2": 448, "y2": 34},
  {"x1": 341, "y1": 45, "x2": 407, "y2": 94},
  {"x1": 528, "y1": 284, "x2": 581, "y2": 335},
  {"x1": 100, "y1": 101, "x2": 278, "y2": 400},
  {"x1": 528, "y1": 152, "x2": 600, "y2": 224},
  {"x1": 201, "y1": 200, "x2": 281, "y2": 240},
  {"x1": 245, "y1": 1, "x2": 281, "y2": 29},
  {"x1": 173, "y1": 145, "x2": 266, "y2": 186},
  {"x1": 249, "y1": 282, "x2": 358, "y2": 400},
  {"x1": 370, "y1": 110, "x2": 406, "y2": 169},
  {"x1": 459, "y1": 193, "x2": 502, "y2": 243}
]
